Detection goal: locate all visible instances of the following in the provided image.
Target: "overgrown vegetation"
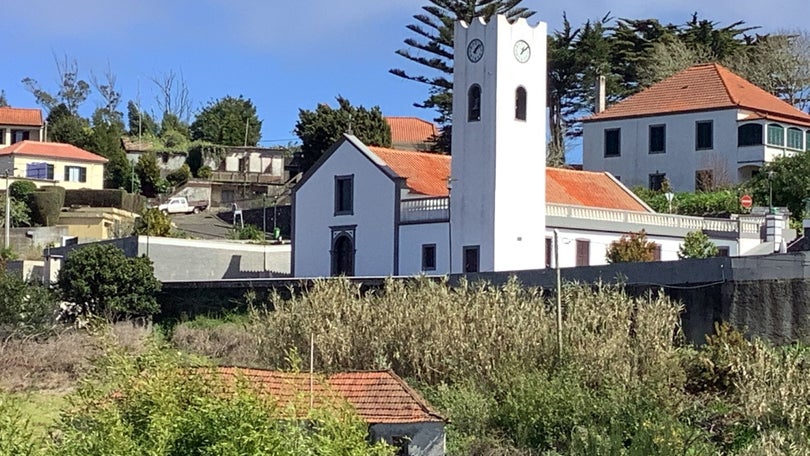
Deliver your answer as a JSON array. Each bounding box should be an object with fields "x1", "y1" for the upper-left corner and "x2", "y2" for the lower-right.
[
  {"x1": 606, "y1": 229, "x2": 657, "y2": 263},
  {"x1": 679, "y1": 230, "x2": 719, "y2": 259},
  {"x1": 633, "y1": 186, "x2": 741, "y2": 217}
]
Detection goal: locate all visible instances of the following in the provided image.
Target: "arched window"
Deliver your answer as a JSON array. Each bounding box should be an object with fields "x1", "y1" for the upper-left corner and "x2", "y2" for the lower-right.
[
  {"x1": 767, "y1": 123, "x2": 785, "y2": 146},
  {"x1": 467, "y1": 84, "x2": 481, "y2": 122},
  {"x1": 515, "y1": 86, "x2": 527, "y2": 120},
  {"x1": 737, "y1": 123, "x2": 762, "y2": 146}
]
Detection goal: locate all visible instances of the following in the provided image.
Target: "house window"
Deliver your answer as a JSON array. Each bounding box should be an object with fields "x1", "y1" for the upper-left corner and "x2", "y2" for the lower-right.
[
  {"x1": 463, "y1": 245, "x2": 480, "y2": 273},
  {"x1": 695, "y1": 121, "x2": 713, "y2": 150},
  {"x1": 649, "y1": 173, "x2": 666, "y2": 191},
  {"x1": 545, "y1": 237, "x2": 553, "y2": 268},
  {"x1": 64, "y1": 166, "x2": 87, "y2": 183},
  {"x1": 695, "y1": 169, "x2": 713, "y2": 192},
  {"x1": 468, "y1": 84, "x2": 481, "y2": 122},
  {"x1": 334, "y1": 175, "x2": 354, "y2": 215},
  {"x1": 767, "y1": 123, "x2": 784, "y2": 146},
  {"x1": 11, "y1": 130, "x2": 30, "y2": 144},
  {"x1": 737, "y1": 123, "x2": 763, "y2": 146},
  {"x1": 649, "y1": 124, "x2": 666, "y2": 154},
  {"x1": 0, "y1": 129, "x2": 5, "y2": 145},
  {"x1": 515, "y1": 86, "x2": 527, "y2": 121},
  {"x1": 604, "y1": 128, "x2": 621, "y2": 157},
  {"x1": 716, "y1": 246, "x2": 730, "y2": 257},
  {"x1": 421, "y1": 244, "x2": 437, "y2": 271},
  {"x1": 575, "y1": 240, "x2": 590, "y2": 267},
  {"x1": 787, "y1": 127, "x2": 803, "y2": 150},
  {"x1": 26, "y1": 162, "x2": 54, "y2": 180}
]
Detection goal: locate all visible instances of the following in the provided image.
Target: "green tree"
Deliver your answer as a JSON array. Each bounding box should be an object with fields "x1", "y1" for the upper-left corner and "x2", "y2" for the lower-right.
[
  {"x1": 0, "y1": 268, "x2": 56, "y2": 336},
  {"x1": 678, "y1": 230, "x2": 719, "y2": 259},
  {"x1": 134, "y1": 208, "x2": 172, "y2": 237},
  {"x1": 21, "y1": 54, "x2": 90, "y2": 115},
  {"x1": 126, "y1": 100, "x2": 158, "y2": 136},
  {"x1": 190, "y1": 95, "x2": 262, "y2": 146},
  {"x1": 294, "y1": 96, "x2": 392, "y2": 172},
  {"x1": 9, "y1": 180, "x2": 37, "y2": 201},
  {"x1": 745, "y1": 154, "x2": 810, "y2": 220},
  {"x1": 88, "y1": 108, "x2": 131, "y2": 189},
  {"x1": 0, "y1": 198, "x2": 31, "y2": 228},
  {"x1": 606, "y1": 229, "x2": 657, "y2": 263},
  {"x1": 135, "y1": 151, "x2": 163, "y2": 197},
  {"x1": 46, "y1": 104, "x2": 90, "y2": 147},
  {"x1": 390, "y1": 0, "x2": 535, "y2": 152},
  {"x1": 57, "y1": 244, "x2": 161, "y2": 321}
]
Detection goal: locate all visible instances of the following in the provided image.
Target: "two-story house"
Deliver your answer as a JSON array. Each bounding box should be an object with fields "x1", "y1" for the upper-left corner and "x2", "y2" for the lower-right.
[
  {"x1": 582, "y1": 64, "x2": 810, "y2": 191},
  {"x1": 0, "y1": 141, "x2": 107, "y2": 190},
  {"x1": 0, "y1": 107, "x2": 44, "y2": 146}
]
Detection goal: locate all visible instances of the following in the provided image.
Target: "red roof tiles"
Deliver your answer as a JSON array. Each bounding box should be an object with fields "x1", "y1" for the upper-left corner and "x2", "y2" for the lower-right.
[
  {"x1": 0, "y1": 107, "x2": 43, "y2": 127},
  {"x1": 214, "y1": 367, "x2": 445, "y2": 424},
  {"x1": 386, "y1": 116, "x2": 438, "y2": 146},
  {"x1": 368, "y1": 147, "x2": 649, "y2": 212},
  {"x1": 370, "y1": 147, "x2": 451, "y2": 197},
  {"x1": 586, "y1": 63, "x2": 810, "y2": 125},
  {"x1": 546, "y1": 168, "x2": 651, "y2": 212},
  {"x1": 0, "y1": 141, "x2": 108, "y2": 163}
]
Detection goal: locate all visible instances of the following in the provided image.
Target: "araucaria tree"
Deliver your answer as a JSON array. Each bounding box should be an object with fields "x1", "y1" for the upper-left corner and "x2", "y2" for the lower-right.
[
  {"x1": 391, "y1": 0, "x2": 535, "y2": 152},
  {"x1": 294, "y1": 96, "x2": 391, "y2": 173},
  {"x1": 190, "y1": 95, "x2": 262, "y2": 146},
  {"x1": 57, "y1": 244, "x2": 161, "y2": 321},
  {"x1": 606, "y1": 229, "x2": 657, "y2": 263}
]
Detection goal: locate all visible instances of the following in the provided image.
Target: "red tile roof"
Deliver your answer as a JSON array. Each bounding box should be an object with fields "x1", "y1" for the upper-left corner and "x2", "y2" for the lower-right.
[
  {"x1": 547, "y1": 168, "x2": 651, "y2": 212},
  {"x1": 368, "y1": 147, "x2": 650, "y2": 212},
  {"x1": 370, "y1": 147, "x2": 451, "y2": 196},
  {"x1": 0, "y1": 141, "x2": 108, "y2": 163},
  {"x1": 386, "y1": 116, "x2": 438, "y2": 147},
  {"x1": 586, "y1": 63, "x2": 810, "y2": 125},
  {"x1": 214, "y1": 367, "x2": 445, "y2": 424},
  {"x1": 0, "y1": 107, "x2": 43, "y2": 127}
]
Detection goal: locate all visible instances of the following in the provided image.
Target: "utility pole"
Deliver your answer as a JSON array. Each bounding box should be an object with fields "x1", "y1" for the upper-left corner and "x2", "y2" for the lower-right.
[{"x1": 4, "y1": 169, "x2": 11, "y2": 249}]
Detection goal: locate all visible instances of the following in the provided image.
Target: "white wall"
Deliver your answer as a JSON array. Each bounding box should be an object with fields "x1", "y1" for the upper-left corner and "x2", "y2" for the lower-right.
[
  {"x1": 583, "y1": 109, "x2": 741, "y2": 191},
  {"x1": 546, "y1": 227, "x2": 738, "y2": 268},
  {"x1": 293, "y1": 138, "x2": 397, "y2": 277},
  {"x1": 398, "y1": 223, "x2": 450, "y2": 276}
]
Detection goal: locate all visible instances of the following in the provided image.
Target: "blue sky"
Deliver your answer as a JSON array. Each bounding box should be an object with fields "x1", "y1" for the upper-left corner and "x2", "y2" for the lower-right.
[{"x1": 2, "y1": 0, "x2": 807, "y2": 162}]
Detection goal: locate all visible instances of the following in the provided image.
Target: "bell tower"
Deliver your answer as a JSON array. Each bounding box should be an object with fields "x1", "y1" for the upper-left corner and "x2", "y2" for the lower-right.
[{"x1": 450, "y1": 15, "x2": 547, "y2": 273}]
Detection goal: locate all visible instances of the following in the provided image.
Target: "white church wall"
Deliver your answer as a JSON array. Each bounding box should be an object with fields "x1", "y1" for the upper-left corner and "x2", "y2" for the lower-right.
[
  {"x1": 293, "y1": 139, "x2": 397, "y2": 277},
  {"x1": 398, "y1": 223, "x2": 450, "y2": 276}
]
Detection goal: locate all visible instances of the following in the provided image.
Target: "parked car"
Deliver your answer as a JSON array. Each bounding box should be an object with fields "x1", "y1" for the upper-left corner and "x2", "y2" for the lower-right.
[{"x1": 158, "y1": 197, "x2": 208, "y2": 214}]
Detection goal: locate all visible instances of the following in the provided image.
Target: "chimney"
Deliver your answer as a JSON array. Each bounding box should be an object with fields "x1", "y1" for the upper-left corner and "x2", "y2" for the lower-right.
[{"x1": 594, "y1": 75, "x2": 606, "y2": 114}]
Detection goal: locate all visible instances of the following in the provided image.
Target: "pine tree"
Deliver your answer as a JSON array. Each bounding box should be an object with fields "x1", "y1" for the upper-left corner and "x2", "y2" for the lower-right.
[
  {"x1": 390, "y1": 0, "x2": 535, "y2": 153},
  {"x1": 678, "y1": 230, "x2": 719, "y2": 259}
]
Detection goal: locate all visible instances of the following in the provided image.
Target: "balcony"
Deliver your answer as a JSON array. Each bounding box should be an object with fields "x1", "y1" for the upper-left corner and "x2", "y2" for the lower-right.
[
  {"x1": 210, "y1": 171, "x2": 283, "y2": 184},
  {"x1": 400, "y1": 197, "x2": 449, "y2": 224}
]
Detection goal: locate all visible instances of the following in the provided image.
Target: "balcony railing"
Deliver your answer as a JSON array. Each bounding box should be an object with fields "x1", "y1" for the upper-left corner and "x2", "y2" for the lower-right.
[
  {"x1": 400, "y1": 197, "x2": 449, "y2": 223},
  {"x1": 399, "y1": 199, "x2": 766, "y2": 238},
  {"x1": 210, "y1": 171, "x2": 282, "y2": 184}
]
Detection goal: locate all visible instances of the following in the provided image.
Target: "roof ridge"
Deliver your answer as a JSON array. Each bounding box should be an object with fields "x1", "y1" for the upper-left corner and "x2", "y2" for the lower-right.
[
  {"x1": 712, "y1": 63, "x2": 739, "y2": 106},
  {"x1": 375, "y1": 369, "x2": 447, "y2": 422}
]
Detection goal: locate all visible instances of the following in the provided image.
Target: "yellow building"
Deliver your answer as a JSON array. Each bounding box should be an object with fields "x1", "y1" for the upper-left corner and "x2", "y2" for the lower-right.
[
  {"x1": 0, "y1": 141, "x2": 107, "y2": 190},
  {"x1": 58, "y1": 207, "x2": 139, "y2": 242}
]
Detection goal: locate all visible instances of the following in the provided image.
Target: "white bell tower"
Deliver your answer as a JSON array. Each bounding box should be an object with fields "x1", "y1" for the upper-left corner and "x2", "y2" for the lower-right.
[{"x1": 450, "y1": 15, "x2": 547, "y2": 273}]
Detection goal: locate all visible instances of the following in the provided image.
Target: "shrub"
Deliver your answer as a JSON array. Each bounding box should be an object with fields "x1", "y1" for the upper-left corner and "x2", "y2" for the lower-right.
[
  {"x1": 0, "y1": 393, "x2": 40, "y2": 456},
  {"x1": 9, "y1": 180, "x2": 38, "y2": 202},
  {"x1": 0, "y1": 269, "x2": 57, "y2": 337},
  {"x1": 134, "y1": 208, "x2": 172, "y2": 237},
  {"x1": 57, "y1": 244, "x2": 161, "y2": 322},
  {"x1": 679, "y1": 230, "x2": 719, "y2": 259},
  {"x1": 232, "y1": 223, "x2": 264, "y2": 241},
  {"x1": 165, "y1": 164, "x2": 191, "y2": 187},
  {"x1": 606, "y1": 229, "x2": 657, "y2": 263},
  {"x1": 196, "y1": 165, "x2": 213, "y2": 179},
  {"x1": 29, "y1": 186, "x2": 65, "y2": 226}
]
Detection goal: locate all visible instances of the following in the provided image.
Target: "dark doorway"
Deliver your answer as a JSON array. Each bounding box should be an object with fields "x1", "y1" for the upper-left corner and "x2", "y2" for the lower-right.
[
  {"x1": 331, "y1": 235, "x2": 355, "y2": 276},
  {"x1": 463, "y1": 245, "x2": 480, "y2": 273}
]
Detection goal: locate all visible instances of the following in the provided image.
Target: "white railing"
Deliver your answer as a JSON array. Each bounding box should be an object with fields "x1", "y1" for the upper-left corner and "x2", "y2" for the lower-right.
[
  {"x1": 400, "y1": 197, "x2": 449, "y2": 223},
  {"x1": 547, "y1": 203, "x2": 751, "y2": 234}
]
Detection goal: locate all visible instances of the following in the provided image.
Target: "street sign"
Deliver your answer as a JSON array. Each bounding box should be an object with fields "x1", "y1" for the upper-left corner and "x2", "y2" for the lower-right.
[{"x1": 740, "y1": 194, "x2": 753, "y2": 209}]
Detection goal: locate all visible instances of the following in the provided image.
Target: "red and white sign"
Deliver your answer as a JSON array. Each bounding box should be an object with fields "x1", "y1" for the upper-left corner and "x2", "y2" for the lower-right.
[{"x1": 740, "y1": 194, "x2": 753, "y2": 209}]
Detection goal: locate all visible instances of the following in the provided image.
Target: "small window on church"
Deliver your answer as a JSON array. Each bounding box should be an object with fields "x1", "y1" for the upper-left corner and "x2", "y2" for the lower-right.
[
  {"x1": 515, "y1": 86, "x2": 527, "y2": 121},
  {"x1": 468, "y1": 84, "x2": 481, "y2": 122}
]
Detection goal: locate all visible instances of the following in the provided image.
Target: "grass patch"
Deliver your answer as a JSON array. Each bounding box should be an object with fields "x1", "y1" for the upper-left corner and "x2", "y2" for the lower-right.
[{"x1": 10, "y1": 390, "x2": 68, "y2": 438}]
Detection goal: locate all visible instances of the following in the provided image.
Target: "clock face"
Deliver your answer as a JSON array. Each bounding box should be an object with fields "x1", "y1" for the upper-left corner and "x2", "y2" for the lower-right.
[
  {"x1": 514, "y1": 40, "x2": 531, "y2": 63},
  {"x1": 467, "y1": 38, "x2": 484, "y2": 63}
]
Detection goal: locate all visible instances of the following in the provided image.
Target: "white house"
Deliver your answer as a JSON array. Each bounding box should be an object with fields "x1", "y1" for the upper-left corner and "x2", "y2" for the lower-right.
[
  {"x1": 291, "y1": 17, "x2": 792, "y2": 278},
  {"x1": 582, "y1": 64, "x2": 810, "y2": 191}
]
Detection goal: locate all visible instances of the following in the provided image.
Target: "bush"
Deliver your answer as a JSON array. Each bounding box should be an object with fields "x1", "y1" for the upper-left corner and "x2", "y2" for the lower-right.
[
  {"x1": 29, "y1": 187, "x2": 65, "y2": 226},
  {"x1": 0, "y1": 393, "x2": 40, "y2": 456},
  {"x1": 196, "y1": 165, "x2": 213, "y2": 179},
  {"x1": 134, "y1": 208, "x2": 172, "y2": 237},
  {"x1": 9, "y1": 180, "x2": 38, "y2": 202},
  {"x1": 679, "y1": 230, "x2": 719, "y2": 259},
  {"x1": 232, "y1": 223, "x2": 264, "y2": 241},
  {"x1": 57, "y1": 244, "x2": 161, "y2": 322},
  {"x1": 165, "y1": 164, "x2": 191, "y2": 187},
  {"x1": 0, "y1": 269, "x2": 57, "y2": 337},
  {"x1": 606, "y1": 229, "x2": 656, "y2": 263},
  {"x1": 64, "y1": 189, "x2": 146, "y2": 212}
]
